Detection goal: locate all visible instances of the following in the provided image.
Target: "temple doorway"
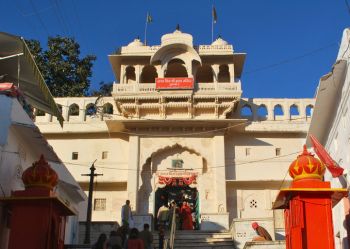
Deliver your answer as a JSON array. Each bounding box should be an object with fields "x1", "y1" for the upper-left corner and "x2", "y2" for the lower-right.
[{"x1": 155, "y1": 185, "x2": 200, "y2": 230}]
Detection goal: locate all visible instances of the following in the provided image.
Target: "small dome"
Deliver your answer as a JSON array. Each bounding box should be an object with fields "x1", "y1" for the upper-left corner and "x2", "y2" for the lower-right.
[
  {"x1": 127, "y1": 38, "x2": 144, "y2": 47},
  {"x1": 160, "y1": 28, "x2": 193, "y2": 47},
  {"x1": 22, "y1": 155, "x2": 58, "y2": 190},
  {"x1": 211, "y1": 37, "x2": 228, "y2": 46},
  {"x1": 288, "y1": 145, "x2": 326, "y2": 181}
]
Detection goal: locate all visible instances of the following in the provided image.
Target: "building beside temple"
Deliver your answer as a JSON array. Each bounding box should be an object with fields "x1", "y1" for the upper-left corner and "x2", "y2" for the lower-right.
[
  {"x1": 308, "y1": 28, "x2": 350, "y2": 249},
  {"x1": 0, "y1": 32, "x2": 85, "y2": 247},
  {"x1": 35, "y1": 28, "x2": 314, "y2": 246}
]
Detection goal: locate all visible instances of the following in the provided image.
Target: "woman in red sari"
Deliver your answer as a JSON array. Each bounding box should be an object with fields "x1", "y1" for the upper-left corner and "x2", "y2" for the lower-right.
[{"x1": 180, "y1": 200, "x2": 193, "y2": 230}]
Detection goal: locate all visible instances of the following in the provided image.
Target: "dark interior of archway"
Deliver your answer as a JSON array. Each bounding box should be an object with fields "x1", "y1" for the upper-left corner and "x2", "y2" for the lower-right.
[
  {"x1": 165, "y1": 59, "x2": 188, "y2": 77},
  {"x1": 155, "y1": 185, "x2": 199, "y2": 230}
]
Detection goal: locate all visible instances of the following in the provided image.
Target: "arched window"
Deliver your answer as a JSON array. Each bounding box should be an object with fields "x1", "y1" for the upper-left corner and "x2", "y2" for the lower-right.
[
  {"x1": 257, "y1": 105, "x2": 268, "y2": 120},
  {"x1": 86, "y1": 103, "x2": 97, "y2": 116},
  {"x1": 218, "y1": 64, "x2": 230, "y2": 82},
  {"x1": 240, "y1": 105, "x2": 253, "y2": 119},
  {"x1": 125, "y1": 66, "x2": 136, "y2": 83},
  {"x1": 103, "y1": 103, "x2": 113, "y2": 114},
  {"x1": 196, "y1": 65, "x2": 214, "y2": 83},
  {"x1": 165, "y1": 59, "x2": 188, "y2": 77},
  {"x1": 306, "y1": 105, "x2": 313, "y2": 117},
  {"x1": 69, "y1": 103, "x2": 79, "y2": 116},
  {"x1": 274, "y1": 105, "x2": 283, "y2": 119},
  {"x1": 290, "y1": 105, "x2": 299, "y2": 117},
  {"x1": 140, "y1": 65, "x2": 158, "y2": 83}
]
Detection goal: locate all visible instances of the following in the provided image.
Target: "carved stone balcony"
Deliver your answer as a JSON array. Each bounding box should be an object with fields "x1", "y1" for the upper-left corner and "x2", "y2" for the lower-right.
[{"x1": 112, "y1": 82, "x2": 242, "y2": 95}]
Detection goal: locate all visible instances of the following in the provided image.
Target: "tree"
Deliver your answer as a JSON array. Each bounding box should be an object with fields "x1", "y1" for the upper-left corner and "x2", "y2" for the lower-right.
[
  {"x1": 90, "y1": 81, "x2": 113, "y2": 97},
  {"x1": 26, "y1": 36, "x2": 96, "y2": 97}
]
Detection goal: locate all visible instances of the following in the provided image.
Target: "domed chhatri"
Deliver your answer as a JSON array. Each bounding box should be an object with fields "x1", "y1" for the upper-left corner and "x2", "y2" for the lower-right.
[
  {"x1": 127, "y1": 38, "x2": 144, "y2": 47},
  {"x1": 289, "y1": 145, "x2": 326, "y2": 181},
  {"x1": 22, "y1": 155, "x2": 58, "y2": 190}
]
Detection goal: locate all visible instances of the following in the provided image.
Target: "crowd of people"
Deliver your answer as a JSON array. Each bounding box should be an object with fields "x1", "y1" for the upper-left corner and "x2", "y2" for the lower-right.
[
  {"x1": 91, "y1": 198, "x2": 198, "y2": 249},
  {"x1": 91, "y1": 224, "x2": 153, "y2": 249},
  {"x1": 157, "y1": 199, "x2": 195, "y2": 231}
]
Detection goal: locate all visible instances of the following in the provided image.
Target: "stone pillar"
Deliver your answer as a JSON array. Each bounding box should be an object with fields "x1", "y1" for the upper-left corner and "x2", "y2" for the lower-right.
[
  {"x1": 80, "y1": 102, "x2": 85, "y2": 122},
  {"x1": 213, "y1": 134, "x2": 227, "y2": 212},
  {"x1": 267, "y1": 102, "x2": 274, "y2": 121},
  {"x1": 299, "y1": 101, "x2": 306, "y2": 119},
  {"x1": 283, "y1": 103, "x2": 290, "y2": 120},
  {"x1": 120, "y1": 65, "x2": 125, "y2": 84},
  {"x1": 252, "y1": 105, "x2": 258, "y2": 121},
  {"x1": 135, "y1": 65, "x2": 141, "y2": 83},
  {"x1": 212, "y1": 64, "x2": 219, "y2": 83},
  {"x1": 228, "y1": 64, "x2": 235, "y2": 83},
  {"x1": 127, "y1": 136, "x2": 140, "y2": 211},
  {"x1": 157, "y1": 65, "x2": 164, "y2": 78}
]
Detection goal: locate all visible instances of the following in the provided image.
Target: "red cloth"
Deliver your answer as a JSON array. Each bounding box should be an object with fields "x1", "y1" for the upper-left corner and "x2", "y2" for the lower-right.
[
  {"x1": 127, "y1": 239, "x2": 144, "y2": 249},
  {"x1": 181, "y1": 203, "x2": 193, "y2": 230},
  {"x1": 310, "y1": 135, "x2": 344, "y2": 177}
]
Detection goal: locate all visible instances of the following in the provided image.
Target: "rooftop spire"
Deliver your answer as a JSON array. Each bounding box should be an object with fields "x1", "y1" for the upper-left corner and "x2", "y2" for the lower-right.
[{"x1": 176, "y1": 24, "x2": 180, "y2": 31}]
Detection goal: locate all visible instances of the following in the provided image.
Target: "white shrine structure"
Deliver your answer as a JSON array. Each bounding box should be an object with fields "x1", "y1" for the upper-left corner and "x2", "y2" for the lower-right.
[{"x1": 35, "y1": 28, "x2": 314, "y2": 245}]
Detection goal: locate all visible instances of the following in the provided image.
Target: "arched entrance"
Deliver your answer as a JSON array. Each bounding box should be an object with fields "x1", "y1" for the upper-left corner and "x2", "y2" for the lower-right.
[{"x1": 155, "y1": 183, "x2": 200, "y2": 230}]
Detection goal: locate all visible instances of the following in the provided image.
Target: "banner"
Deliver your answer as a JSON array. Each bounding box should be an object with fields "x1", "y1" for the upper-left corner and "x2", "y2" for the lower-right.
[{"x1": 155, "y1": 78, "x2": 194, "y2": 90}]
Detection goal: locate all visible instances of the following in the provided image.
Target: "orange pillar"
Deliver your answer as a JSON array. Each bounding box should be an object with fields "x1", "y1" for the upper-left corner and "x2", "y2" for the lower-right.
[{"x1": 273, "y1": 146, "x2": 348, "y2": 249}]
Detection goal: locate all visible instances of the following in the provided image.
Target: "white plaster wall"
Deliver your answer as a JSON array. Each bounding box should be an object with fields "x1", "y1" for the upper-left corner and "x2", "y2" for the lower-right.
[
  {"x1": 46, "y1": 137, "x2": 129, "y2": 182},
  {"x1": 0, "y1": 97, "x2": 84, "y2": 246},
  {"x1": 321, "y1": 28, "x2": 350, "y2": 249},
  {"x1": 79, "y1": 188, "x2": 127, "y2": 222},
  {"x1": 225, "y1": 133, "x2": 305, "y2": 181}
]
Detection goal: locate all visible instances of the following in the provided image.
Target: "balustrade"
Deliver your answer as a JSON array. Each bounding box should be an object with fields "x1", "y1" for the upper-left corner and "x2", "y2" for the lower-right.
[{"x1": 113, "y1": 82, "x2": 240, "y2": 93}]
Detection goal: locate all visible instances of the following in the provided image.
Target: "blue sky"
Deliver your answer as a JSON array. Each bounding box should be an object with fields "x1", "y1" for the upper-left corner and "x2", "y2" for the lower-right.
[{"x1": 2, "y1": 0, "x2": 349, "y2": 98}]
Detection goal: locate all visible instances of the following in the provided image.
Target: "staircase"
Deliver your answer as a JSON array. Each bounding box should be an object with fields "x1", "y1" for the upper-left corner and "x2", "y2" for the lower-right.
[{"x1": 153, "y1": 230, "x2": 236, "y2": 249}]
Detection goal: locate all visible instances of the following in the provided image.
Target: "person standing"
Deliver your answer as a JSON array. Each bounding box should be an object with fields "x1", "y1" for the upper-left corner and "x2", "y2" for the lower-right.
[
  {"x1": 157, "y1": 203, "x2": 169, "y2": 229},
  {"x1": 180, "y1": 200, "x2": 193, "y2": 230},
  {"x1": 121, "y1": 200, "x2": 133, "y2": 229},
  {"x1": 158, "y1": 225, "x2": 165, "y2": 249},
  {"x1": 139, "y1": 223, "x2": 153, "y2": 249}
]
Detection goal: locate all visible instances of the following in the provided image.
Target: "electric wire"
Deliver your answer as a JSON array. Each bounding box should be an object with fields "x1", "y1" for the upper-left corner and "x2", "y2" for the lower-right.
[
  {"x1": 28, "y1": 0, "x2": 50, "y2": 36},
  {"x1": 244, "y1": 42, "x2": 337, "y2": 75}
]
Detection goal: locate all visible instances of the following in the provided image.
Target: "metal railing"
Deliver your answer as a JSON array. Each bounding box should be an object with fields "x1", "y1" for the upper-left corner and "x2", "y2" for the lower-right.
[{"x1": 163, "y1": 207, "x2": 177, "y2": 249}]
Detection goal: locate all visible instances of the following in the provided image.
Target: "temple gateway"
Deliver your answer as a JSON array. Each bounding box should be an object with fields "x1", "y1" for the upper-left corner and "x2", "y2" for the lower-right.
[{"x1": 35, "y1": 28, "x2": 314, "y2": 245}]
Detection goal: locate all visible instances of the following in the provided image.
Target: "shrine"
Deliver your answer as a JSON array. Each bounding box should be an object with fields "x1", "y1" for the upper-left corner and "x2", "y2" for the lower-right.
[
  {"x1": 0, "y1": 155, "x2": 75, "y2": 249},
  {"x1": 273, "y1": 145, "x2": 348, "y2": 249}
]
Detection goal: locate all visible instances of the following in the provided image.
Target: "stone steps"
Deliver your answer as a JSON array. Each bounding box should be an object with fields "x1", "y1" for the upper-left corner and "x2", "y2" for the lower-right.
[{"x1": 152, "y1": 230, "x2": 236, "y2": 249}]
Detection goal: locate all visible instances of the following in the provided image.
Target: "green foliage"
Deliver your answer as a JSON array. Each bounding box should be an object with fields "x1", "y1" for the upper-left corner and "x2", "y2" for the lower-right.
[
  {"x1": 90, "y1": 81, "x2": 113, "y2": 97},
  {"x1": 26, "y1": 36, "x2": 96, "y2": 97}
]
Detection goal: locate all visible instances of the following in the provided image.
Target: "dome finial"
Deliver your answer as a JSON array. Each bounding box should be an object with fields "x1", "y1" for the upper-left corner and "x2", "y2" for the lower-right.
[{"x1": 176, "y1": 24, "x2": 180, "y2": 31}]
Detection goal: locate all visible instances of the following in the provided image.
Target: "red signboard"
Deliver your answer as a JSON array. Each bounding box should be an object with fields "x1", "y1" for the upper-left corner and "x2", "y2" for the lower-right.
[{"x1": 155, "y1": 77, "x2": 194, "y2": 90}]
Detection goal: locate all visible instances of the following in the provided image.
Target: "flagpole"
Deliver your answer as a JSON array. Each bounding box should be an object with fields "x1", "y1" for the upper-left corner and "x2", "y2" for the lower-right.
[
  {"x1": 211, "y1": 5, "x2": 214, "y2": 43},
  {"x1": 144, "y1": 13, "x2": 148, "y2": 46}
]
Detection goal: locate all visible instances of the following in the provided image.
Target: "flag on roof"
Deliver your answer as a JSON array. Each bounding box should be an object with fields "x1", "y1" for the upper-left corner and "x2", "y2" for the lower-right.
[
  {"x1": 212, "y1": 6, "x2": 217, "y2": 23},
  {"x1": 147, "y1": 12, "x2": 153, "y2": 23}
]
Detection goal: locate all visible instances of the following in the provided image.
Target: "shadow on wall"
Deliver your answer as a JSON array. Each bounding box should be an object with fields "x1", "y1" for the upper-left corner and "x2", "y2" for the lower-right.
[{"x1": 200, "y1": 221, "x2": 226, "y2": 231}]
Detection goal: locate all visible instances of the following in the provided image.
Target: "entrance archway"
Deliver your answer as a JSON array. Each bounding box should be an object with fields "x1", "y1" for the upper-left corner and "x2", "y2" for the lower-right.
[{"x1": 155, "y1": 185, "x2": 199, "y2": 230}]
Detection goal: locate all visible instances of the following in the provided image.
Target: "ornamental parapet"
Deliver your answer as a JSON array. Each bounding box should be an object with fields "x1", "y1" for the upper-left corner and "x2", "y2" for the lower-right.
[
  {"x1": 113, "y1": 82, "x2": 241, "y2": 94},
  {"x1": 117, "y1": 44, "x2": 233, "y2": 55},
  {"x1": 33, "y1": 96, "x2": 314, "y2": 135}
]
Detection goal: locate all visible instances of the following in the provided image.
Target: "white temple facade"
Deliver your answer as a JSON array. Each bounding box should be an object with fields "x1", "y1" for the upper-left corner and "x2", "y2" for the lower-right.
[{"x1": 35, "y1": 29, "x2": 314, "y2": 245}]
